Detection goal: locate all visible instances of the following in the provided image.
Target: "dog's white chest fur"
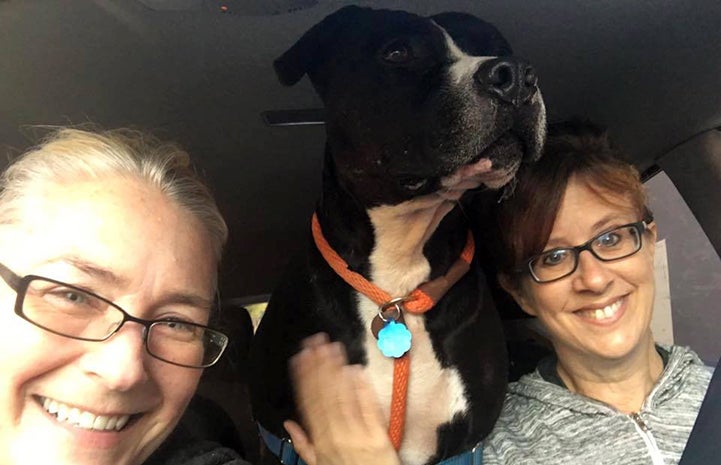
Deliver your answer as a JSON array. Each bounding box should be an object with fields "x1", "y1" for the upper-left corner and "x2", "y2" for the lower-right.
[{"x1": 362, "y1": 200, "x2": 469, "y2": 465}]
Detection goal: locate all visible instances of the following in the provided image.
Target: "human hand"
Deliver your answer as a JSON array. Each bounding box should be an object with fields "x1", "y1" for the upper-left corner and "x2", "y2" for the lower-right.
[{"x1": 283, "y1": 333, "x2": 401, "y2": 465}]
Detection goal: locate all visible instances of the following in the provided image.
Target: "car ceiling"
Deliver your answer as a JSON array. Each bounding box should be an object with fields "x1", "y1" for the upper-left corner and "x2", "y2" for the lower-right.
[{"x1": 1, "y1": 0, "x2": 720, "y2": 300}]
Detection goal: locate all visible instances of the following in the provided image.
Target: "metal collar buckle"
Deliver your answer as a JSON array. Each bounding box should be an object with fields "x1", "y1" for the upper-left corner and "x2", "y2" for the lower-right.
[{"x1": 378, "y1": 296, "x2": 408, "y2": 322}]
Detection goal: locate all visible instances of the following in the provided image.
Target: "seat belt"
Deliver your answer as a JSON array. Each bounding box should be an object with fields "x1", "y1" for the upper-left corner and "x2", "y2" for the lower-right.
[{"x1": 678, "y1": 356, "x2": 721, "y2": 464}]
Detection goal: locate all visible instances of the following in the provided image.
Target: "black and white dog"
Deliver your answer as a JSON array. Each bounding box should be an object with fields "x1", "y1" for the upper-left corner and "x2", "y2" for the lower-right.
[{"x1": 249, "y1": 6, "x2": 545, "y2": 465}]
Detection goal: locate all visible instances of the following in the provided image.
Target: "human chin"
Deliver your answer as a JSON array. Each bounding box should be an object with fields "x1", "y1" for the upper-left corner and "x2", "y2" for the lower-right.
[
  {"x1": 586, "y1": 307, "x2": 652, "y2": 360},
  {"x1": 589, "y1": 325, "x2": 652, "y2": 362}
]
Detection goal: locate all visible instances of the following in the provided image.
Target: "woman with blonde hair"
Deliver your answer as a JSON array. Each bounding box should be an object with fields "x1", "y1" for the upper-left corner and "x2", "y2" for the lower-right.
[{"x1": 0, "y1": 128, "x2": 249, "y2": 465}]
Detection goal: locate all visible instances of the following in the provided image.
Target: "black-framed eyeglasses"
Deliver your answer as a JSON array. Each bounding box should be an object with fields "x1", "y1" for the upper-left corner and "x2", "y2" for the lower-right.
[
  {"x1": 0, "y1": 262, "x2": 228, "y2": 368},
  {"x1": 520, "y1": 218, "x2": 654, "y2": 284}
]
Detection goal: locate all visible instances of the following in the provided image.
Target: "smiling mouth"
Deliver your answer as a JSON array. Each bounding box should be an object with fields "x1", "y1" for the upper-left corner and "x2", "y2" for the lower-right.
[
  {"x1": 36, "y1": 395, "x2": 138, "y2": 432},
  {"x1": 575, "y1": 298, "x2": 624, "y2": 321}
]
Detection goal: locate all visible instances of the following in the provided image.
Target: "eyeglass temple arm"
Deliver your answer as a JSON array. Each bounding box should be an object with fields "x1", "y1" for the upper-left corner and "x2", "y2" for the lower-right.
[
  {"x1": 0, "y1": 262, "x2": 22, "y2": 290},
  {"x1": 643, "y1": 209, "x2": 654, "y2": 224}
]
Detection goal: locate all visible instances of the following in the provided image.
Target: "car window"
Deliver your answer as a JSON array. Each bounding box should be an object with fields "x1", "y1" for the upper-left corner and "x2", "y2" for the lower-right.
[{"x1": 647, "y1": 171, "x2": 721, "y2": 365}]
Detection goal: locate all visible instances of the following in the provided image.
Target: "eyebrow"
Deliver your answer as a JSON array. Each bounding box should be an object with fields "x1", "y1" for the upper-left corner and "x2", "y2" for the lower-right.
[
  {"x1": 545, "y1": 213, "x2": 631, "y2": 249},
  {"x1": 57, "y1": 256, "x2": 131, "y2": 288},
  {"x1": 589, "y1": 214, "x2": 626, "y2": 232},
  {"x1": 155, "y1": 293, "x2": 214, "y2": 313},
  {"x1": 43, "y1": 257, "x2": 213, "y2": 312}
]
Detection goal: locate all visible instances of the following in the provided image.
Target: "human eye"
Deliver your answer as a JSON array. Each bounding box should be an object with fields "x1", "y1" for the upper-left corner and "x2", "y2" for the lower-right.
[
  {"x1": 36, "y1": 284, "x2": 104, "y2": 314},
  {"x1": 153, "y1": 318, "x2": 203, "y2": 342},
  {"x1": 165, "y1": 319, "x2": 197, "y2": 332},
  {"x1": 540, "y1": 249, "x2": 571, "y2": 267},
  {"x1": 595, "y1": 230, "x2": 623, "y2": 248}
]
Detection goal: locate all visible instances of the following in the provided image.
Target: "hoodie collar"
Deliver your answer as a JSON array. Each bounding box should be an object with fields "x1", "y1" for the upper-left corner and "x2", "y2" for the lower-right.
[{"x1": 509, "y1": 344, "x2": 702, "y2": 415}]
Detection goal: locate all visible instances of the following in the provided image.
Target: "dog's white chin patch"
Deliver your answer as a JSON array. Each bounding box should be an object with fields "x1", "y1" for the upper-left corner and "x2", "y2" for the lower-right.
[
  {"x1": 440, "y1": 157, "x2": 492, "y2": 191},
  {"x1": 475, "y1": 165, "x2": 518, "y2": 189},
  {"x1": 456, "y1": 157, "x2": 493, "y2": 178},
  {"x1": 440, "y1": 156, "x2": 519, "y2": 194}
]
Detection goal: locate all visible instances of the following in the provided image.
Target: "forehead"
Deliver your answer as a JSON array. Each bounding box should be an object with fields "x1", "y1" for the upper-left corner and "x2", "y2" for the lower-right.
[
  {"x1": 552, "y1": 178, "x2": 639, "y2": 235},
  {"x1": 0, "y1": 178, "x2": 216, "y2": 292},
  {"x1": 18, "y1": 177, "x2": 175, "y2": 234}
]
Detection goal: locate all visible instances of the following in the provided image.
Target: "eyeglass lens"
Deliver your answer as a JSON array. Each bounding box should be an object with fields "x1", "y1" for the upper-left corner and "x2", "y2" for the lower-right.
[
  {"x1": 19, "y1": 277, "x2": 226, "y2": 367},
  {"x1": 529, "y1": 223, "x2": 642, "y2": 282}
]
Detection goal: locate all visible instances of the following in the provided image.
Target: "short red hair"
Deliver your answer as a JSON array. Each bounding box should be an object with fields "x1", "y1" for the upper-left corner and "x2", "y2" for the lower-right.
[{"x1": 492, "y1": 119, "x2": 651, "y2": 290}]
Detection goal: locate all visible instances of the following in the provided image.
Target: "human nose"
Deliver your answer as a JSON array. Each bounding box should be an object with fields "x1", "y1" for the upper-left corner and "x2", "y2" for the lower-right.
[
  {"x1": 80, "y1": 323, "x2": 150, "y2": 391},
  {"x1": 572, "y1": 249, "x2": 613, "y2": 293}
]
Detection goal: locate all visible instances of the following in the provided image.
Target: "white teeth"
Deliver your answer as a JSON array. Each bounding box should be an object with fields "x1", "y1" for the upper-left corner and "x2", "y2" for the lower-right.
[
  {"x1": 79, "y1": 411, "x2": 95, "y2": 429},
  {"x1": 582, "y1": 299, "x2": 622, "y2": 320},
  {"x1": 115, "y1": 415, "x2": 129, "y2": 430},
  {"x1": 38, "y1": 396, "x2": 132, "y2": 432},
  {"x1": 92, "y1": 415, "x2": 109, "y2": 430},
  {"x1": 68, "y1": 408, "x2": 80, "y2": 425},
  {"x1": 47, "y1": 400, "x2": 59, "y2": 415},
  {"x1": 57, "y1": 404, "x2": 68, "y2": 422}
]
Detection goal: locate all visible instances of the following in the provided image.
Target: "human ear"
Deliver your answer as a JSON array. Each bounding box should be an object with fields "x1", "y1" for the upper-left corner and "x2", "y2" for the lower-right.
[
  {"x1": 498, "y1": 273, "x2": 538, "y2": 317},
  {"x1": 644, "y1": 221, "x2": 658, "y2": 257},
  {"x1": 646, "y1": 221, "x2": 658, "y2": 242}
]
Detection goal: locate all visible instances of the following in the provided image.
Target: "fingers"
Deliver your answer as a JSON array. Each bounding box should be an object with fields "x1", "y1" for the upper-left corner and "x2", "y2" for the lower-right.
[
  {"x1": 289, "y1": 334, "x2": 384, "y2": 434},
  {"x1": 336, "y1": 364, "x2": 365, "y2": 427},
  {"x1": 349, "y1": 364, "x2": 386, "y2": 431},
  {"x1": 284, "y1": 420, "x2": 317, "y2": 465},
  {"x1": 300, "y1": 332, "x2": 330, "y2": 349},
  {"x1": 287, "y1": 334, "x2": 401, "y2": 465},
  {"x1": 290, "y1": 336, "x2": 343, "y2": 436}
]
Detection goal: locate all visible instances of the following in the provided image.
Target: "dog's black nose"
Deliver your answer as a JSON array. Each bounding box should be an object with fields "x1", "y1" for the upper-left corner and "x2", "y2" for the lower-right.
[{"x1": 475, "y1": 57, "x2": 538, "y2": 107}]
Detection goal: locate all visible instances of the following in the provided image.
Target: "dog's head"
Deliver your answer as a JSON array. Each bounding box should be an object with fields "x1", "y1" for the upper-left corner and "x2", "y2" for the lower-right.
[{"x1": 275, "y1": 6, "x2": 546, "y2": 207}]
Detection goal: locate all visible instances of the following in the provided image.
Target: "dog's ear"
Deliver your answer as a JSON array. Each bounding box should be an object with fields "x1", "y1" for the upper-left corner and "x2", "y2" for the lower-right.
[
  {"x1": 430, "y1": 12, "x2": 513, "y2": 57},
  {"x1": 274, "y1": 5, "x2": 363, "y2": 87}
]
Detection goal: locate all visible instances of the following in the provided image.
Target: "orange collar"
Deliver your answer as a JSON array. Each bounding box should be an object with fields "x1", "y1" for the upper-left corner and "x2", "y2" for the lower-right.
[{"x1": 311, "y1": 212, "x2": 474, "y2": 314}]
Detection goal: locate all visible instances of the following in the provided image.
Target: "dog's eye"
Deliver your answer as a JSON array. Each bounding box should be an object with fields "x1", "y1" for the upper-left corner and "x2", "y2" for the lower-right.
[
  {"x1": 381, "y1": 41, "x2": 414, "y2": 64},
  {"x1": 399, "y1": 177, "x2": 428, "y2": 191}
]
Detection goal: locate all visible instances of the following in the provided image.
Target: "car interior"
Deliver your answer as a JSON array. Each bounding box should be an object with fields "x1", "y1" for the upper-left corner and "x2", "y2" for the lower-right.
[{"x1": 2, "y1": 0, "x2": 720, "y2": 462}]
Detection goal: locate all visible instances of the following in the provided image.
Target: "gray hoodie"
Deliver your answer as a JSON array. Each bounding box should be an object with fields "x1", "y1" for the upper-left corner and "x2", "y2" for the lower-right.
[{"x1": 483, "y1": 345, "x2": 712, "y2": 465}]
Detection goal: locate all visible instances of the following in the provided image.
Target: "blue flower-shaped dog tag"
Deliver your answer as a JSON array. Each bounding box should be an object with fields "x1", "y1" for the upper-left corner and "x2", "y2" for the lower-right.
[{"x1": 377, "y1": 320, "x2": 412, "y2": 358}]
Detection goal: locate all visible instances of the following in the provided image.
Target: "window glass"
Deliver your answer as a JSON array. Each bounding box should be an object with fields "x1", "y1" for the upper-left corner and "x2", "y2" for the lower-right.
[{"x1": 646, "y1": 171, "x2": 721, "y2": 365}]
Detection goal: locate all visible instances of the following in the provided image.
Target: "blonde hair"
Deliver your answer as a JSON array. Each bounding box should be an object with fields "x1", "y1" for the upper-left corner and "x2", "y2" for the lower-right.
[{"x1": 0, "y1": 128, "x2": 228, "y2": 263}]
